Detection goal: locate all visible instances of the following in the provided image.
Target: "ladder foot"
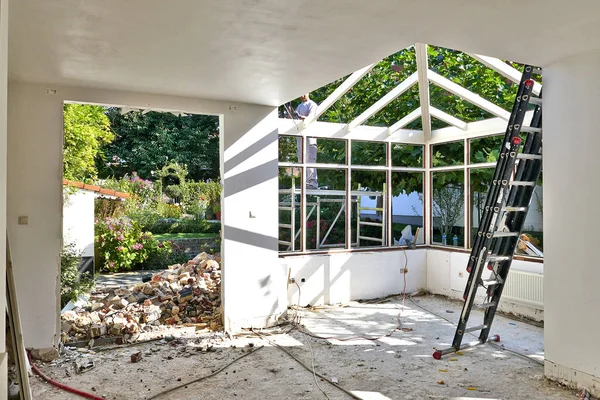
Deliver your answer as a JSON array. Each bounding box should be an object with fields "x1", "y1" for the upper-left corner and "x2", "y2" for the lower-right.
[
  {"x1": 433, "y1": 351, "x2": 442, "y2": 360},
  {"x1": 492, "y1": 334, "x2": 500, "y2": 342}
]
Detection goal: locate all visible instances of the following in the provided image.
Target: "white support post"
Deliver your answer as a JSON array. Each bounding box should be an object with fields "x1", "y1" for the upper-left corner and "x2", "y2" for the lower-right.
[
  {"x1": 428, "y1": 70, "x2": 511, "y2": 120},
  {"x1": 429, "y1": 107, "x2": 468, "y2": 130},
  {"x1": 348, "y1": 72, "x2": 418, "y2": 130},
  {"x1": 345, "y1": 140, "x2": 352, "y2": 250},
  {"x1": 300, "y1": 136, "x2": 307, "y2": 252},
  {"x1": 389, "y1": 107, "x2": 421, "y2": 134},
  {"x1": 415, "y1": 43, "x2": 432, "y2": 142},
  {"x1": 424, "y1": 143, "x2": 432, "y2": 245},
  {"x1": 311, "y1": 63, "x2": 376, "y2": 122},
  {"x1": 464, "y1": 139, "x2": 469, "y2": 249},
  {"x1": 468, "y1": 53, "x2": 542, "y2": 96},
  {"x1": 386, "y1": 141, "x2": 393, "y2": 247}
]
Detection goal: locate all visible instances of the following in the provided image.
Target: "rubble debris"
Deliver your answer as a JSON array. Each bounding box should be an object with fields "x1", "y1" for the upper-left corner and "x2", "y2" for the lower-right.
[
  {"x1": 131, "y1": 351, "x2": 143, "y2": 363},
  {"x1": 30, "y1": 347, "x2": 60, "y2": 362},
  {"x1": 60, "y1": 252, "x2": 223, "y2": 343},
  {"x1": 75, "y1": 357, "x2": 95, "y2": 374}
]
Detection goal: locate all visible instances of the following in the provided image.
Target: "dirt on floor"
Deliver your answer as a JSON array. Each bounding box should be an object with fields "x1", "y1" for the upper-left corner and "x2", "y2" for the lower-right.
[{"x1": 30, "y1": 294, "x2": 581, "y2": 400}]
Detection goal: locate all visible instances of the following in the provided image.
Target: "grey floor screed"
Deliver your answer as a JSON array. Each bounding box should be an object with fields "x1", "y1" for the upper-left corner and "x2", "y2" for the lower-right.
[{"x1": 32, "y1": 295, "x2": 577, "y2": 399}]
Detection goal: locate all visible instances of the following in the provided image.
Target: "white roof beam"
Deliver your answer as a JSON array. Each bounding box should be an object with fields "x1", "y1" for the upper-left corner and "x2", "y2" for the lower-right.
[
  {"x1": 415, "y1": 44, "x2": 432, "y2": 142},
  {"x1": 428, "y1": 70, "x2": 511, "y2": 120},
  {"x1": 429, "y1": 107, "x2": 467, "y2": 130},
  {"x1": 389, "y1": 107, "x2": 421, "y2": 133},
  {"x1": 311, "y1": 63, "x2": 375, "y2": 122},
  {"x1": 348, "y1": 71, "x2": 418, "y2": 130},
  {"x1": 429, "y1": 110, "x2": 536, "y2": 144},
  {"x1": 468, "y1": 53, "x2": 541, "y2": 96}
]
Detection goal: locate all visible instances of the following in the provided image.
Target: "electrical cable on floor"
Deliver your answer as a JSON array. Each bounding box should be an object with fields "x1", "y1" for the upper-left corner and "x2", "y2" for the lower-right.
[
  {"x1": 254, "y1": 331, "x2": 363, "y2": 400},
  {"x1": 27, "y1": 351, "x2": 105, "y2": 400},
  {"x1": 146, "y1": 345, "x2": 265, "y2": 399},
  {"x1": 406, "y1": 297, "x2": 545, "y2": 366}
]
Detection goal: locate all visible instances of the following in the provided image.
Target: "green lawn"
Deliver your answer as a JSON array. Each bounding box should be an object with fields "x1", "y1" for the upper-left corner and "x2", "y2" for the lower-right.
[{"x1": 153, "y1": 232, "x2": 218, "y2": 240}]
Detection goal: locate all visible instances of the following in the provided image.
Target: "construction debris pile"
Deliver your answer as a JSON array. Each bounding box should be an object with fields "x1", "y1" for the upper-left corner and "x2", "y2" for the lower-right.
[{"x1": 61, "y1": 253, "x2": 222, "y2": 343}]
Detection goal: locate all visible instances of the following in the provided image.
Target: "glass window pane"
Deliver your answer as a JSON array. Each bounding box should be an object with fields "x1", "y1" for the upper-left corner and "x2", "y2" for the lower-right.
[
  {"x1": 306, "y1": 169, "x2": 346, "y2": 250},
  {"x1": 432, "y1": 141, "x2": 464, "y2": 167},
  {"x1": 391, "y1": 144, "x2": 423, "y2": 168},
  {"x1": 470, "y1": 168, "x2": 494, "y2": 246},
  {"x1": 351, "y1": 141, "x2": 386, "y2": 166},
  {"x1": 392, "y1": 172, "x2": 424, "y2": 246},
  {"x1": 351, "y1": 170, "x2": 386, "y2": 248},
  {"x1": 311, "y1": 137, "x2": 346, "y2": 164},
  {"x1": 470, "y1": 135, "x2": 502, "y2": 164},
  {"x1": 432, "y1": 171, "x2": 465, "y2": 247},
  {"x1": 520, "y1": 172, "x2": 543, "y2": 258},
  {"x1": 279, "y1": 135, "x2": 300, "y2": 163},
  {"x1": 278, "y1": 167, "x2": 302, "y2": 252}
]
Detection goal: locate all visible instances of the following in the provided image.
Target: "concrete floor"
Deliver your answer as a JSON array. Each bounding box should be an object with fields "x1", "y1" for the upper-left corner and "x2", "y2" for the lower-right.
[{"x1": 31, "y1": 295, "x2": 576, "y2": 399}]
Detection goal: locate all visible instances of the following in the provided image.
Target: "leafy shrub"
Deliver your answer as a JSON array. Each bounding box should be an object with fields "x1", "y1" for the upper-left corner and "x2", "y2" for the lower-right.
[
  {"x1": 94, "y1": 197, "x2": 126, "y2": 219},
  {"x1": 148, "y1": 218, "x2": 220, "y2": 234},
  {"x1": 157, "y1": 202, "x2": 183, "y2": 219},
  {"x1": 61, "y1": 243, "x2": 94, "y2": 308},
  {"x1": 144, "y1": 240, "x2": 189, "y2": 270},
  {"x1": 95, "y1": 216, "x2": 172, "y2": 272}
]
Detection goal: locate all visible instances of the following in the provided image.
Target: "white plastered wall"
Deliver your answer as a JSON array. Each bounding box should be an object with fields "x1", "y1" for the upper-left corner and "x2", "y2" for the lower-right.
[
  {"x1": 7, "y1": 82, "x2": 284, "y2": 347},
  {"x1": 543, "y1": 50, "x2": 600, "y2": 396},
  {"x1": 284, "y1": 249, "x2": 427, "y2": 307}
]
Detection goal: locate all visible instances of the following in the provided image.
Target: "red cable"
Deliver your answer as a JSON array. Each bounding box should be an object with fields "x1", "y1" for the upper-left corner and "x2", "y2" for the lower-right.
[{"x1": 27, "y1": 351, "x2": 105, "y2": 400}]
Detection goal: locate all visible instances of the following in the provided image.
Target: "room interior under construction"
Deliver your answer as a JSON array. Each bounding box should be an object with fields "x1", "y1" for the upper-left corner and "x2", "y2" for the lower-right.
[{"x1": 3, "y1": 1, "x2": 600, "y2": 399}]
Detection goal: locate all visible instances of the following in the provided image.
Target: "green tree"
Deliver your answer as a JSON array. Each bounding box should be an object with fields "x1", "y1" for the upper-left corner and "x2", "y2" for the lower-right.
[
  {"x1": 99, "y1": 110, "x2": 219, "y2": 181},
  {"x1": 63, "y1": 104, "x2": 114, "y2": 181}
]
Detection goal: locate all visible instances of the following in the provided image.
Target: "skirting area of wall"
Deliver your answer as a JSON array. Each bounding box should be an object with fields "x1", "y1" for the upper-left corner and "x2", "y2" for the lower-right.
[
  {"x1": 283, "y1": 248, "x2": 543, "y2": 323},
  {"x1": 283, "y1": 249, "x2": 427, "y2": 307},
  {"x1": 545, "y1": 361, "x2": 600, "y2": 398}
]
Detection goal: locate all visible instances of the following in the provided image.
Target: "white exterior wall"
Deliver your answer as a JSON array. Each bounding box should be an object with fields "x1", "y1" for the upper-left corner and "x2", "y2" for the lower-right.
[
  {"x1": 7, "y1": 82, "x2": 283, "y2": 347},
  {"x1": 62, "y1": 190, "x2": 95, "y2": 257},
  {"x1": 543, "y1": 51, "x2": 600, "y2": 396},
  {"x1": 284, "y1": 249, "x2": 427, "y2": 306},
  {"x1": 426, "y1": 250, "x2": 544, "y2": 321}
]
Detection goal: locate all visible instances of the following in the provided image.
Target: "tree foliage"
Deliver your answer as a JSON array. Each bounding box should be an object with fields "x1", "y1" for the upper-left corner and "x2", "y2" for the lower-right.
[
  {"x1": 63, "y1": 104, "x2": 114, "y2": 182},
  {"x1": 99, "y1": 109, "x2": 219, "y2": 181}
]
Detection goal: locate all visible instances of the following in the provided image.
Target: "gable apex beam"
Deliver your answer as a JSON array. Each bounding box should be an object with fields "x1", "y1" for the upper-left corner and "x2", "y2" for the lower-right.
[
  {"x1": 468, "y1": 54, "x2": 541, "y2": 96},
  {"x1": 429, "y1": 107, "x2": 467, "y2": 130},
  {"x1": 428, "y1": 70, "x2": 511, "y2": 121},
  {"x1": 389, "y1": 107, "x2": 421, "y2": 133},
  {"x1": 348, "y1": 72, "x2": 418, "y2": 130},
  {"x1": 310, "y1": 63, "x2": 376, "y2": 123},
  {"x1": 415, "y1": 44, "x2": 432, "y2": 142}
]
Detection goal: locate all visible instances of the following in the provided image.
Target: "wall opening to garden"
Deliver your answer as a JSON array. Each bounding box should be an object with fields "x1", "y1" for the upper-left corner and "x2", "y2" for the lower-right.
[{"x1": 60, "y1": 102, "x2": 224, "y2": 338}]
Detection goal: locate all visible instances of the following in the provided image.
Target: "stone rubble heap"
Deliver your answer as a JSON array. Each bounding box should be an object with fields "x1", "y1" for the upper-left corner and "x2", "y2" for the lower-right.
[{"x1": 61, "y1": 252, "x2": 222, "y2": 343}]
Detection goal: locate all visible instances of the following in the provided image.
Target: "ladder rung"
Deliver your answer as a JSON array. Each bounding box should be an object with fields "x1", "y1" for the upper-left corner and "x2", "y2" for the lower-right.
[
  {"x1": 520, "y1": 126, "x2": 542, "y2": 133},
  {"x1": 529, "y1": 97, "x2": 542, "y2": 106},
  {"x1": 279, "y1": 223, "x2": 292, "y2": 229},
  {"x1": 474, "y1": 302, "x2": 497, "y2": 310},
  {"x1": 464, "y1": 324, "x2": 488, "y2": 333},
  {"x1": 493, "y1": 231, "x2": 519, "y2": 238},
  {"x1": 487, "y1": 255, "x2": 512, "y2": 263},
  {"x1": 482, "y1": 279, "x2": 500, "y2": 286},
  {"x1": 516, "y1": 153, "x2": 542, "y2": 160},
  {"x1": 509, "y1": 181, "x2": 536, "y2": 187},
  {"x1": 502, "y1": 206, "x2": 528, "y2": 212},
  {"x1": 358, "y1": 221, "x2": 383, "y2": 227}
]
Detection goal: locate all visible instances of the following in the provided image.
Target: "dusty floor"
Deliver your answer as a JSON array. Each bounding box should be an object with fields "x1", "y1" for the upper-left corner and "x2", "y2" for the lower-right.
[{"x1": 31, "y1": 295, "x2": 577, "y2": 400}]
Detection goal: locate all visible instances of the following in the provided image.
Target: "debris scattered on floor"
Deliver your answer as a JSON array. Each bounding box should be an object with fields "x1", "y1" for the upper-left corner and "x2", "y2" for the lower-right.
[
  {"x1": 130, "y1": 351, "x2": 142, "y2": 363},
  {"x1": 60, "y1": 252, "x2": 222, "y2": 344},
  {"x1": 75, "y1": 357, "x2": 95, "y2": 374}
]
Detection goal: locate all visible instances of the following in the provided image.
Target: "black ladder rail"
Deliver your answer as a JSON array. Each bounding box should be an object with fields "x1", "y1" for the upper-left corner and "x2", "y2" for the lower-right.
[{"x1": 433, "y1": 66, "x2": 542, "y2": 360}]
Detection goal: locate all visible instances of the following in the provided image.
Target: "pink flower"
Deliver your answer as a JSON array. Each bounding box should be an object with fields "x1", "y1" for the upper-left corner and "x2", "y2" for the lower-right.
[
  {"x1": 117, "y1": 246, "x2": 125, "y2": 252},
  {"x1": 132, "y1": 243, "x2": 143, "y2": 250},
  {"x1": 109, "y1": 261, "x2": 115, "y2": 268}
]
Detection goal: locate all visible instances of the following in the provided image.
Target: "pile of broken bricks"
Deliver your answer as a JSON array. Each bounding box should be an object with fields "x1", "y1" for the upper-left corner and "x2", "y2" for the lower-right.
[{"x1": 61, "y1": 252, "x2": 223, "y2": 344}]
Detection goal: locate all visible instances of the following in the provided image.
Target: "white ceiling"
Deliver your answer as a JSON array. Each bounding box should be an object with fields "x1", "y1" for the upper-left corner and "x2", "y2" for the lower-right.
[{"x1": 9, "y1": 0, "x2": 600, "y2": 106}]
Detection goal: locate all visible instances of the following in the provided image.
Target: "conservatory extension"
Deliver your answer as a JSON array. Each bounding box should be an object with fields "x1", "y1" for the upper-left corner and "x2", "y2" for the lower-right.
[{"x1": 279, "y1": 44, "x2": 544, "y2": 320}]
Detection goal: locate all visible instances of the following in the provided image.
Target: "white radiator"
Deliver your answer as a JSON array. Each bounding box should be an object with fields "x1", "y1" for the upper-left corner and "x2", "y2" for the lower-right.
[{"x1": 502, "y1": 270, "x2": 543, "y2": 308}]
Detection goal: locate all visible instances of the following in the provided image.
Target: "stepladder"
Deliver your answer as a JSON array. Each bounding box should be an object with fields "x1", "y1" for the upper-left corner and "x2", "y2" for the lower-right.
[{"x1": 434, "y1": 65, "x2": 543, "y2": 359}]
